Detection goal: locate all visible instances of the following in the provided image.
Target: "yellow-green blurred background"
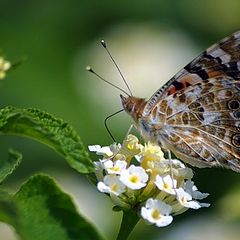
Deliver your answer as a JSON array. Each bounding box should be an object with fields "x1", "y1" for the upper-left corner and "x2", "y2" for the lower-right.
[{"x1": 1, "y1": 0, "x2": 240, "y2": 239}]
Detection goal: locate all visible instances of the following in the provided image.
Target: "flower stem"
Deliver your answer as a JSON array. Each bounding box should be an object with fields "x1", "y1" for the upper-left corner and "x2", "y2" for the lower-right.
[{"x1": 116, "y1": 210, "x2": 140, "y2": 240}]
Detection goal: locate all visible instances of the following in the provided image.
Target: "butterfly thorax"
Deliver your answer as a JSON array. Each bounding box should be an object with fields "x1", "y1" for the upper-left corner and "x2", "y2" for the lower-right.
[{"x1": 121, "y1": 94, "x2": 167, "y2": 143}]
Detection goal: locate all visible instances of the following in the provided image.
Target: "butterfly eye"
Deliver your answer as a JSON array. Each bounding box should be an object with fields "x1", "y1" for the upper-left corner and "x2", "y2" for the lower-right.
[{"x1": 128, "y1": 103, "x2": 133, "y2": 111}]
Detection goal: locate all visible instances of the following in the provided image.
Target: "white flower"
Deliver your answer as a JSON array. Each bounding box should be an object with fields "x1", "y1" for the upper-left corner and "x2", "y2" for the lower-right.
[
  {"x1": 103, "y1": 160, "x2": 127, "y2": 174},
  {"x1": 119, "y1": 134, "x2": 142, "y2": 159},
  {"x1": 142, "y1": 142, "x2": 164, "y2": 158},
  {"x1": 97, "y1": 175, "x2": 126, "y2": 196},
  {"x1": 184, "y1": 180, "x2": 209, "y2": 200},
  {"x1": 109, "y1": 143, "x2": 122, "y2": 155},
  {"x1": 176, "y1": 188, "x2": 202, "y2": 209},
  {"x1": 88, "y1": 145, "x2": 101, "y2": 152},
  {"x1": 88, "y1": 143, "x2": 121, "y2": 157},
  {"x1": 155, "y1": 174, "x2": 177, "y2": 195},
  {"x1": 88, "y1": 144, "x2": 113, "y2": 156},
  {"x1": 90, "y1": 134, "x2": 210, "y2": 228},
  {"x1": 137, "y1": 142, "x2": 165, "y2": 166},
  {"x1": 176, "y1": 167, "x2": 193, "y2": 179},
  {"x1": 120, "y1": 165, "x2": 148, "y2": 190},
  {"x1": 141, "y1": 198, "x2": 173, "y2": 227},
  {"x1": 93, "y1": 161, "x2": 105, "y2": 181}
]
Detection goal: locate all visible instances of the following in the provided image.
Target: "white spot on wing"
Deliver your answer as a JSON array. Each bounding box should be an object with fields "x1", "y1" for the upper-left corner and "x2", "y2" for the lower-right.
[
  {"x1": 202, "y1": 112, "x2": 221, "y2": 124},
  {"x1": 237, "y1": 61, "x2": 240, "y2": 71},
  {"x1": 233, "y1": 31, "x2": 240, "y2": 39},
  {"x1": 208, "y1": 48, "x2": 231, "y2": 63}
]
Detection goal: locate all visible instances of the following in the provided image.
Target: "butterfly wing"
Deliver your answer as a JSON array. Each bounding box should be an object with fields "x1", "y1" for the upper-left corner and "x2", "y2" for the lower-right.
[{"x1": 142, "y1": 31, "x2": 240, "y2": 172}]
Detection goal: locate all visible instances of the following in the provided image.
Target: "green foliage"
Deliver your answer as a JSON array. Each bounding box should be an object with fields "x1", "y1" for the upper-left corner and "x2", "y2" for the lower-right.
[
  {"x1": 0, "y1": 149, "x2": 22, "y2": 183},
  {"x1": 0, "y1": 106, "x2": 94, "y2": 173},
  {"x1": 0, "y1": 149, "x2": 21, "y2": 226},
  {"x1": 0, "y1": 189, "x2": 17, "y2": 226},
  {"x1": 12, "y1": 174, "x2": 103, "y2": 240},
  {"x1": 0, "y1": 174, "x2": 104, "y2": 240},
  {"x1": 0, "y1": 105, "x2": 104, "y2": 239}
]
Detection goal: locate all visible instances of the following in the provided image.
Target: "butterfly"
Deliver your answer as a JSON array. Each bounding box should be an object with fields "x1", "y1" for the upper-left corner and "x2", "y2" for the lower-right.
[{"x1": 120, "y1": 31, "x2": 240, "y2": 172}]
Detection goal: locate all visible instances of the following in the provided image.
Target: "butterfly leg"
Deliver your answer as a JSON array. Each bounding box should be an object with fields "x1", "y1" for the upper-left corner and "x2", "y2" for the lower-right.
[
  {"x1": 124, "y1": 124, "x2": 137, "y2": 140},
  {"x1": 167, "y1": 149, "x2": 172, "y2": 159},
  {"x1": 166, "y1": 149, "x2": 178, "y2": 195},
  {"x1": 108, "y1": 124, "x2": 138, "y2": 160}
]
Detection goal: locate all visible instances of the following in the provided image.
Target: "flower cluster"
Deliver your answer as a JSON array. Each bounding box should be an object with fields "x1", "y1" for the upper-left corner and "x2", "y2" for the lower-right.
[
  {"x1": 89, "y1": 134, "x2": 209, "y2": 227},
  {"x1": 0, "y1": 57, "x2": 11, "y2": 80}
]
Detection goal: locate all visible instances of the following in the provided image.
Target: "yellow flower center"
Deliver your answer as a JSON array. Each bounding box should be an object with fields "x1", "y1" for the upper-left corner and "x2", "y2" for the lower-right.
[
  {"x1": 141, "y1": 155, "x2": 155, "y2": 169},
  {"x1": 163, "y1": 182, "x2": 170, "y2": 189},
  {"x1": 111, "y1": 183, "x2": 118, "y2": 192},
  {"x1": 148, "y1": 148, "x2": 156, "y2": 154},
  {"x1": 151, "y1": 209, "x2": 161, "y2": 220},
  {"x1": 127, "y1": 143, "x2": 135, "y2": 150},
  {"x1": 129, "y1": 175, "x2": 139, "y2": 183},
  {"x1": 181, "y1": 196, "x2": 187, "y2": 204},
  {"x1": 110, "y1": 166, "x2": 120, "y2": 172}
]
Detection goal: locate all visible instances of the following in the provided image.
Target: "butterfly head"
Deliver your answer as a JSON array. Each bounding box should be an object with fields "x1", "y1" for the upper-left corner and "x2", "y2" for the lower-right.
[{"x1": 120, "y1": 94, "x2": 147, "y2": 122}]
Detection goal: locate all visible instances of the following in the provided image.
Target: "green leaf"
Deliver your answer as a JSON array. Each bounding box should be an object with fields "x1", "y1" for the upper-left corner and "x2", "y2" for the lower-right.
[
  {"x1": 0, "y1": 106, "x2": 93, "y2": 173},
  {"x1": 0, "y1": 149, "x2": 22, "y2": 183},
  {"x1": 0, "y1": 189, "x2": 17, "y2": 226},
  {"x1": 13, "y1": 174, "x2": 104, "y2": 240},
  {"x1": 116, "y1": 210, "x2": 139, "y2": 240}
]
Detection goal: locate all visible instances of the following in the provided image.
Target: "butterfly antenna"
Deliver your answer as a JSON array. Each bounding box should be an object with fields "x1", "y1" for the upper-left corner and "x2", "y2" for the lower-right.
[
  {"x1": 104, "y1": 109, "x2": 124, "y2": 142},
  {"x1": 86, "y1": 66, "x2": 130, "y2": 96},
  {"x1": 101, "y1": 40, "x2": 133, "y2": 96}
]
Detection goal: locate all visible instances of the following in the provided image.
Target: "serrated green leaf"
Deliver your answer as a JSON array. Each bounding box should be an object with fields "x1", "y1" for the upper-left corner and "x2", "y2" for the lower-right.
[
  {"x1": 0, "y1": 189, "x2": 17, "y2": 226},
  {"x1": 0, "y1": 149, "x2": 22, "y2": 183},
  {"x1": 0, "y1": 106, "x2": 94, "y2": 173},
  {"x1": 13, "y1": 174, "x2": 104, "y2": 240}
]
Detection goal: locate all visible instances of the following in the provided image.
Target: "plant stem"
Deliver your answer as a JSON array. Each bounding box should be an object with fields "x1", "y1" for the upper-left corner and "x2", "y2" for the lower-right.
[{"x1": 116, "y1": 210, "x2": 140, "y2": 240}]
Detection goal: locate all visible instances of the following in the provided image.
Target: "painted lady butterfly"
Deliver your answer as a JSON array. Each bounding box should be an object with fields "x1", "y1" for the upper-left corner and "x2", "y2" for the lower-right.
[{"x1": 120, "y1": 31, "x2": 240, "y2": 172}]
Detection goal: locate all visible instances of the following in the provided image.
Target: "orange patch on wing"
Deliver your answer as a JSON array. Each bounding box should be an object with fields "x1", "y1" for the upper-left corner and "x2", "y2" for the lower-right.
[
  {"x1": 168, "y1": 86, "x2": 177, "y2": 94},
  {"x1": 180, "y1": 79, "x2": 187, "y2": 88},
  {"x1": 208, "y1": 70, "x2": 225, "y2": 78}
]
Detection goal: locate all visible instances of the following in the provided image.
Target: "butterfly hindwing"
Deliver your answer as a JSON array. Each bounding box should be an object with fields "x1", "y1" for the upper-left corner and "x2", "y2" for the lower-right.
[
  {"x1": 163, "y1": 77, "x2": 240, "y2": 171},
  {"x1": 141, "y1": 31, "x2": 240, "y2": 171}
]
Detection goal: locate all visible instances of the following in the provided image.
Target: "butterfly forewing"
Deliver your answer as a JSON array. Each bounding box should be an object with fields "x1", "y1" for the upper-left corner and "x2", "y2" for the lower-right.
[{"x1": 128, "y1": 31, "x2": 240, "y2": 172}]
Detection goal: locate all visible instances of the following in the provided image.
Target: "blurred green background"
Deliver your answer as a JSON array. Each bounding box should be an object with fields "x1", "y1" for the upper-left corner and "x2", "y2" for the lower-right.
[{"x1": 1, "y1": 0, "x2": 240, "y2": 239}]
